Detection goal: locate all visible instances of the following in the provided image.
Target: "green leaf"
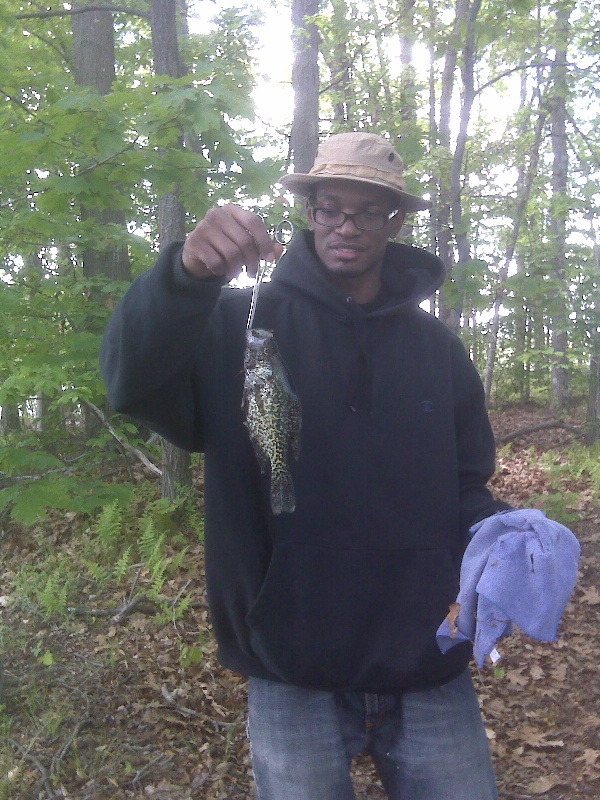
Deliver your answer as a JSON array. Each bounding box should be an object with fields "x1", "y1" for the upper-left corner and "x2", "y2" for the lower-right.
[
  {"x1": 0, "y1": 446, "x2": 63, "y2": 474},
  {"x1": 38, "y1": 650, "x2": 55, "y2": 667}
]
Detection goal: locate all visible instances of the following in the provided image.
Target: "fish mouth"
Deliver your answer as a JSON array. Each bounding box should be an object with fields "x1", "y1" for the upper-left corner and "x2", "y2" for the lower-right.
[{"x1": 247, "y1": 328, "x2": 273, "y2": 341}]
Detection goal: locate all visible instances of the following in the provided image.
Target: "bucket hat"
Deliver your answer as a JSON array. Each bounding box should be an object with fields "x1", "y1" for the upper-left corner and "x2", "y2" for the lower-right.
[{"x1": 280, "y1": 132, "x2": 431, "y2": 212}]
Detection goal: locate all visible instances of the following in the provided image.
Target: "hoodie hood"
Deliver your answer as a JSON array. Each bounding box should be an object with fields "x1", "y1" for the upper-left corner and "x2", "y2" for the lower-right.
[{"x1": 270, "y1": 229, "x2": 445, "y2": 315}]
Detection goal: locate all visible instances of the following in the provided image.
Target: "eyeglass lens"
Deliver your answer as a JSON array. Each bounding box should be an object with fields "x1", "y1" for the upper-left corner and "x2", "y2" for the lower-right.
[{"x1": 312, "y1": 208, "x2": 391, "y2": 231}]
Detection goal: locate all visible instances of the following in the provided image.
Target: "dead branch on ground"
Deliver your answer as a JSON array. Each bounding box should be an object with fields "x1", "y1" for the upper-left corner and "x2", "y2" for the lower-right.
[{"x1": 496, "y1": 419, "x2": 585, "y2": 446}]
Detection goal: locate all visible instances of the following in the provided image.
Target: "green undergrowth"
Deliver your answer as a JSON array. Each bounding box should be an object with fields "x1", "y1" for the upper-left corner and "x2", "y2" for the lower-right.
[
  {"x1": 8, "y1": 482, "x2": 203, "y2": 625},
  {"x1": 0, "y1": 481, "x2": 205, "y2": 798},
  {"x1": 531, "y1": 441, "x2": 600, "y2": 527}
]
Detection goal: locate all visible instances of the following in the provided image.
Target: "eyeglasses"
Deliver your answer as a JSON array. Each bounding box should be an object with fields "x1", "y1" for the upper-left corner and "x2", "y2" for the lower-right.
[{"x1": 310, "y1": 206, "x2": 398, "y2": 232}]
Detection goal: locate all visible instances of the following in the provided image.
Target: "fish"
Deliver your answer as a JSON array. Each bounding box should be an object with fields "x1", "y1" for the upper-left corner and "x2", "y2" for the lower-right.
[{"x1": 242, "y1": 328, "x2": 301, "y2": 514}]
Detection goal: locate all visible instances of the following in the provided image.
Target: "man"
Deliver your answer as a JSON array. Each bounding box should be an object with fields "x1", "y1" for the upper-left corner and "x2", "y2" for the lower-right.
[{"x1": 101, "y1": 132, "x2": 510, "y2": 799}]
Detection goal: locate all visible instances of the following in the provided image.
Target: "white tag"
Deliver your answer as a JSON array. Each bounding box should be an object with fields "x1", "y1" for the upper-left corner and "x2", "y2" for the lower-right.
[{"x1": 489, "y1": 647, "x2": 501, "y2": 664}]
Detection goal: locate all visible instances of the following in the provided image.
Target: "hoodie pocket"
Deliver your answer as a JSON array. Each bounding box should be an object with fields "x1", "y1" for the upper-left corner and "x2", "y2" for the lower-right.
[{"x1": 245, "y1": 540, "x2": 468, "y2": 691}]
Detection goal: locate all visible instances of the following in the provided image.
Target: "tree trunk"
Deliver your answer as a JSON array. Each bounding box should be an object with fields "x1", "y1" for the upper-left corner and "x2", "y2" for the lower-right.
[
  {"x1": 436, "y1": 0, "x2": 475, "y2": 330},
  {"x1": 150, "y1": 0, "x2": 191, "y2": 500},
  {"x1": 150, "y1": 0, "x2": 183, "y2": 77},
  {"x1": 548, "y1": 2, "x2": 571, "y2": 410},
  {"x1": 72, "y1": 0, "x2": 131, "y2": 286},
  {"x1": 587, "y1": 344, "x2": 600, "y2": 444},
  {"x1": 72, "y1": 0, "x2": 132, "y2": 440},
  {"x1": 397, "y1": 0, "x2": 418, "y2": 124},
  {"x1": 161, "y1": 439, "x2": 192, "y2": 500},
  {"x1": 368, "y1": 0, "x2": 393, "y2": 123},
  {"x1": 325, "y1": 0, "x2": 354, "y2": 128},
  {"x1": 72, "y1": 1, "x2": 115, "y2": 94},
  {"x1": 586, "y1": 238, "x2": 600, "y2": 444},
  {"x1": 150, "y1": 0, "x2": 186, "y2": 248},
  {"x1": 0, "y1": 405, "x2": 20, "y2": 435},
  {"x1": 426, "y1": 0, "x2": 439, "y2": 289},
  {"x1": 444, "y1": 0, "x2": 481, "y2": 332},
  {"x1": 290, "y1": 0, "x2": 320, "y2": 173},
  {"x1": 513, "y1": 284, "x2": 531, "y2": 405},
  {"x1": 483, "y1": 95, "x2": 546, "y2": 404}
]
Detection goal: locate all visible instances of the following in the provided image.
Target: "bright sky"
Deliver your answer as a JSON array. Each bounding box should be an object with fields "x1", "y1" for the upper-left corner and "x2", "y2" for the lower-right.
[{"x1": 187, "y1": 0, "x2": 294, "y2": 131}]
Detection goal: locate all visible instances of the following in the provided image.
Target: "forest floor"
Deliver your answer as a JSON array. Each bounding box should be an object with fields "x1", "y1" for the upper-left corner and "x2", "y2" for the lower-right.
[{"x1": 1, "y1": 404, "x2": 599, "y2": 799}]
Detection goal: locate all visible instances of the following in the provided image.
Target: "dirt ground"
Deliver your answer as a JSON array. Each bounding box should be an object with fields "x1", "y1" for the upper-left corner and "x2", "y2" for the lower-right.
[{"x1": 1, "y1": 404, "x2": 599, "y2": 799}]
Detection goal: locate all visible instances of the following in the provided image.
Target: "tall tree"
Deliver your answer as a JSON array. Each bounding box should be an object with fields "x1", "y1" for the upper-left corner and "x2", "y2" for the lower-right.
[
  {"x1": 368, "y1": 0, "x2": 394, "y2": 123},
  {"x1": 584, "y1": 215, "x2": 600, "y2": 443},
  {"x1": 322, "y1": 0, "x2": 356, "y2": 128},
  {"x1": 483, "y1": 89, "x2": 547, "y2": 403},
  {"x1": 71, "y1": 0, "x2": 132, "y2": 441},
  {"x1": 434, "y1": 0, "x2": 482, "y2": 331},
  {"x1": 72, "y1": 0, "x2": 131, "y2": 286},
  {"x1": 290, "y1": 0, "x2": 320, "y2": 172},
  {"x1": 547, "y1": 0, "x2": 572, "y2": 409},
  {"x1": 397, "y1": 0, "x2": 418, "y2": 124},
  {"x1": 150, "y1": 0, "x2": 191, "y2": 500},
  {"x1": 0, "y1": 405, "x2": 20, "y2": 435}
]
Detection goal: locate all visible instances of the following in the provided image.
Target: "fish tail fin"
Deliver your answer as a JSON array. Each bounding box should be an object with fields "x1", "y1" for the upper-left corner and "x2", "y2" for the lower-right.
[{"x1": 270, "y1": 470, "x2": 296, "y2": 515}]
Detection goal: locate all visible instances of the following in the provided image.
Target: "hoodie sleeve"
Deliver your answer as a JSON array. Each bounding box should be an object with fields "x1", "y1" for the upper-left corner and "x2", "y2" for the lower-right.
[
  {"x1": 100, "y1": 242, "x2": 223, "y2": 451},
  {"x1": 449, "y1": 336, "x2": 512, "y2": 536}
]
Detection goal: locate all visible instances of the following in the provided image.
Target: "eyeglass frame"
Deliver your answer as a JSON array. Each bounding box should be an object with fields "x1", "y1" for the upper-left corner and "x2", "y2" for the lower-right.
[{"x1": 308, "y1": 202, "x2": 401, "y2": 232}]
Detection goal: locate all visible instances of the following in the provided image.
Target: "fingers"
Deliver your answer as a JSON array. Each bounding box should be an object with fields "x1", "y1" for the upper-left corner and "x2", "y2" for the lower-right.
[{"x1": 181, "y1": 205, "x2": 284, "y2": 281}]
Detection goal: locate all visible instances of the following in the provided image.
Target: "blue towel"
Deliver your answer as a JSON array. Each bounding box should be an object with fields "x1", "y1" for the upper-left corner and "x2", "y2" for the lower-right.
[{"x1": 436, "y1": 509, "x2": 580, "y2": 666}]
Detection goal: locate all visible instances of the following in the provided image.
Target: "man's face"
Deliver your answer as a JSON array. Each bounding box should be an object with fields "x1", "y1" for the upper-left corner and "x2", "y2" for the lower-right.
[{"x1": 306, "y1": 179, "x2": 405, "y2": 300}]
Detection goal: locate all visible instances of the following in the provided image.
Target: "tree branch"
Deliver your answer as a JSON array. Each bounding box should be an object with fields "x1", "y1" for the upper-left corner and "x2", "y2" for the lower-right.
[
  {"x1": 84, "y1": 402, "x2": 162, "y2": 477},
  {"x1": 110, "y1": 592, "x2": 155, "y2": 624},
  {"x1": 73, "y1": 596, "x2": 208, "y2": 620},
  {"x1": 0, "y1": 86, "x2": 32, "y2": 112},
  {"x1": 476, "y1": 61, "x2": 555, "y2": 95},
  {"x1": 15, "y1": 4, "x2": 148, "y2": 20},
  {"x1": 496, "y1": 420, "x2": 585, "y2": 446},
  {"x1": 74, "y1": 139, "x2": 141, "y2": 177},
  {"x1": 9, "y1": 738, "x2": 55, "y2": 799}
]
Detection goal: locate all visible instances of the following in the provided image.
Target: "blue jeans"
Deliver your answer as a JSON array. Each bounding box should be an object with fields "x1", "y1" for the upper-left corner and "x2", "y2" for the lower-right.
[{"x1": 247, "y1": 669, "x2": 498, "y2": 800}]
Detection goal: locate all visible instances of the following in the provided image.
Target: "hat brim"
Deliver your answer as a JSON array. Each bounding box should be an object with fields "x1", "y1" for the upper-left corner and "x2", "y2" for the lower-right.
[{"x1": 280, "y1": 172, "x2": 432, "y2": 213}]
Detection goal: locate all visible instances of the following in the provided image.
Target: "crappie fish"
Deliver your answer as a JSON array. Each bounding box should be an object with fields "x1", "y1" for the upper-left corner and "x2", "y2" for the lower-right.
[{"x1": 242, "y1": 329, "x2": 301, "y2": 514}]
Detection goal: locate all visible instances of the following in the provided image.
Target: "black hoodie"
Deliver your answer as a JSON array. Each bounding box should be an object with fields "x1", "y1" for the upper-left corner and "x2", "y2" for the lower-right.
[{"x1": 101, "y1": 230, "x2": 509, "y2": 692}]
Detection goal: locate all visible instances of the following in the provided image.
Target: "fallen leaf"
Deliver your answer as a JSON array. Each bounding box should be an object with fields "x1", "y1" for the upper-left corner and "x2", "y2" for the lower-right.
[
  {"x1": 507, "y1": 668, "x2": 529, "y2": 687},
  {"x1": 528, "y1": 775, "x2": 562, "y2": 794},
  {"x1": 529, "y1": 664, "x2": 544, "y2": 680},
  {"x1": 575, "y1": 749, "x2": 600, "y2": 766},
  {"x1": 580, "y1": 586, "x2": 600, "y2": 605}
]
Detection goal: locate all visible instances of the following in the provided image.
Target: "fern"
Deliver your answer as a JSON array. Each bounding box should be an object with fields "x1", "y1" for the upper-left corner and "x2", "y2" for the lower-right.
[
  {"x1": 39, "y1": 571, "x2": 69, "y2": 618},
  {"x1": 149, "y1": 558, "x2": 168, "y2": 598},
  {"x1": 172, "y1": 594, "x2": 191, "y2": 621},
  {"x1": 136, "y1": 518, "x2": 168, "y2": 598},
  {"x1": 91, "y1": 501, "x2": 123, "y2": 551},
  {"x1": 15, "y1": 564, "x2": 73, "y2": 619},
  {"x1": 139, "y1": 518, "x2": 161, "y2": 563},
  {"x1": 540, "y1": 442, "x2": 600, "y2": 494},
  {"x1": 113, "y1": 546, "x2": 133, "y2": 582},
  {"x1": 84, "y1": 559, "x2": 112, "y2": 588},
  {"x1": 170, "y1": 546, "x2": 189, "y2": 573},
  {"x1": 570, "y1": 443, "x2": 600, "y2": 491}
]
